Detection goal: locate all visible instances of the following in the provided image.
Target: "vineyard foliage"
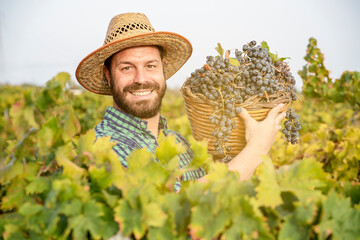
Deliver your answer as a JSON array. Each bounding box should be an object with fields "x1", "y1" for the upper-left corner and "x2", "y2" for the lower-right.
[{"x1": 0, "y1": 38, "x2": 359, "y2": 240}]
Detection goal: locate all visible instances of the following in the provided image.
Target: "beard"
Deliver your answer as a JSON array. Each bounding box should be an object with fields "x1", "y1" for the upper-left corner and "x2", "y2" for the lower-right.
[{"x1": 110, "y1": 78, "x2": 167, "y2": 119}]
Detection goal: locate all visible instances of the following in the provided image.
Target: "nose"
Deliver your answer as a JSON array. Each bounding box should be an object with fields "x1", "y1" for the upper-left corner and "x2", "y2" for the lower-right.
[{"x1": 134, "y1": 67, "x2": 147, "y2": 84}]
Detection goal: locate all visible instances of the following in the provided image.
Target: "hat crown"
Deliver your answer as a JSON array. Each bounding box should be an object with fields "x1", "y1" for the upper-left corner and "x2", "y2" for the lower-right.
[{"x1": 104, "y1": 13, "x2": 155, "y2": 45}]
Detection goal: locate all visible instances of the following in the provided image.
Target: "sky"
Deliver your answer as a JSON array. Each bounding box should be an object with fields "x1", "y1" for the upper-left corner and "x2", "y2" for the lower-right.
[{"x1": 0, "y1": 0, "x2": 359, "y2": 92}]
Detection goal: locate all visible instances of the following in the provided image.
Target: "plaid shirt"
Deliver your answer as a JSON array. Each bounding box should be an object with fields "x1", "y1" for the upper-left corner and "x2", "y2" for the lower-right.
[{"x1": 95, "y1": 106, "x2": 206, "y2": 191}]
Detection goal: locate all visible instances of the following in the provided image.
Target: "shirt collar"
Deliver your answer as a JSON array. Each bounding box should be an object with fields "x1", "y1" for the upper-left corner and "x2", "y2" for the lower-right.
[{"x1": 104, "y1": 106, "x2": 168, "y2": 132}]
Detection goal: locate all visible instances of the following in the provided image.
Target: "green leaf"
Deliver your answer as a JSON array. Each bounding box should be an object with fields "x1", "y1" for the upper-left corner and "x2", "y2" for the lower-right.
[
  {"x1": 276, "y1": 157, "x2": 328, "y2": 201},
  {"x1": 18, "y1": 202, "x2": 42, "y2": 217},
  {"x1": 143, "y1": 202, "x2": 168, "y2": 227},
  {"x1": 54, "y1": 72, "x2": 71, "y2": 88},
  {"x1": 1, "y1": 178, "x2": 27, "y2": 210},
  {"x1": 36, "y1": 117, "x2": 62, "y2": 153},
  {"x1": 156, "y1": 132, "x2": 186, "y2": 169},
  {"x1": 25, "y1": 176, "x2": 50, "y2": 195},
  {"x1": 215, "y1": 43, "x2": 224, "y2": 58},
  {"x1": 89, "y1": 165, "x2": 113, "y2": 189},
  {"x1": 278, "y1": 214, "x2": 311, "y2": 240},
  {"x1": 60, "y1": 198, "x2": 82, "y2": 216},
  {"x1": 3, "y1": 224, "x2": 26, "y2": 240},
  {"x1": 255, "y1": 156, "x2": 283, "y2": 208},
  {"x1": 55, "y1": 143, "x2": 85, "y2": 181},
  {"x1": 190, "y1": 205, "x2": 230, "y2": 239},
  {"x1": 115, "y1": 199, "x2": 146, "y2": 239},
  {"x1": 64, "y1": 199, "x2": 104, "y2": 239},
  {"x1": 102, "y1": 189, "x2": 121, "y2": 208},
  {"x1": 319, "y1": 190, "x2": 360, "y2": 240},
  {"x1": 0, "y1": 161, "x2": 24, "y2": 184},
  {"x1": 23, "y1": 106, "x2": 39, "y2": 129},
  {"x1": 62, "y1": 107, "x2": 81, "y2": 142},
  {"x1": 223, "y1": 196, "x2": 273, "y2": 240},
  {"x1": 278, "y1": 201, "x2": 317, "y2": 240},
  {"x1": 78, "y1": 129, "x2": 97, "y2": 154},
  {"x1": 186, "y1": 137, "x2": 210, "y2": 170},
  {"x1": 147, "y1": 220, "x2": 176, "y2": 240},
  {"x1": 261, "y1": 41, "x2": 270, "y2": 51},
  {"x1": 165, "y1": 193, "x2": 191, "y2": 234}
]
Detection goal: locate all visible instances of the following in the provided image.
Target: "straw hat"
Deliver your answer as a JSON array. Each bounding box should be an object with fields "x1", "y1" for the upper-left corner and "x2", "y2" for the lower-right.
[{"x1": 76, "y1": 13, "x2": 193, "y2": 95}]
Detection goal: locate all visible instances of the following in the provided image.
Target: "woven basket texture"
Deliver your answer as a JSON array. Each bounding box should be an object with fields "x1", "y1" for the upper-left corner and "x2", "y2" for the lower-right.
[{"x1": 181, "y1": 77, "x2": 291, "y2": 161}]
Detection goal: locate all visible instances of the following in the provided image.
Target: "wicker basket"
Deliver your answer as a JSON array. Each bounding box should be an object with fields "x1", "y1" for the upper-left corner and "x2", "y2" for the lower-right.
[{"x1": 181, "y1": 78, "x2": 292, "y2": 161}]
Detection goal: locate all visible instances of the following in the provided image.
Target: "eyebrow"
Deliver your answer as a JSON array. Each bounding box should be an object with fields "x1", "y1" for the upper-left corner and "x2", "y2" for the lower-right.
[{"x1": 116, "y1": 59, "x2": 160, "y2": 66}]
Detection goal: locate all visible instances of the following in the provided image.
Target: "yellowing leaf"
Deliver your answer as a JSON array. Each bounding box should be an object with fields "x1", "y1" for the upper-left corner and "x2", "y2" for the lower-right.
[
  {"x1": 156, "y1": 132, "x2": 186, "y2": 168},
  {"x1": 255, "y1": 156, "x2": 283, "y2": 208},
  {"x1": 55, "y1": 143, "x2": 85, "y2": 181},
  {"x1": 215, "y1": 43, "x2": 224, "y2": 58},
  {"x1": 89, "y1": 165, "x2": 113, "y2": 189},
  {"x1": 24, "y1": 106, "x2": 39, "y2": 128},
  {"x1": 186, "y1": 137, "x2": 210, "y2": 170},
  {"x1": 143, "y1": 202, "x2": 168, "y2": 227},
  {"x1": 78, "y1": 129, "x2": 97, "y2": 154},
  {"x1": 229, "y1": 57, "x2": 240, "y2": 67},
  {"x1": 62, "y1": 107, "x2": 81, "y2": 142}
]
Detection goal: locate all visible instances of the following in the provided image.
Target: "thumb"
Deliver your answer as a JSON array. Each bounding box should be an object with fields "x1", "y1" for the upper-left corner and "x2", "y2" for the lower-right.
[{"x1": 237, "y1": 107, "x2": 256, "y2": 126}]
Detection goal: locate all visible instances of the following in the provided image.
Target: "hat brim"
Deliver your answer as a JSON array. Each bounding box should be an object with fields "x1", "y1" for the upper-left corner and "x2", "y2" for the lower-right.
[{"x1": 76, "y1": 31, "x2": 192, "y2": 95}]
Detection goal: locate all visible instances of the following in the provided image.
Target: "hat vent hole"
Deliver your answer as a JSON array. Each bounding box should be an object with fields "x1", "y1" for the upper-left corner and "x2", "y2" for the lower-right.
[{"x1": 104, "y1": 22, "x2": 155, "y2": 44}]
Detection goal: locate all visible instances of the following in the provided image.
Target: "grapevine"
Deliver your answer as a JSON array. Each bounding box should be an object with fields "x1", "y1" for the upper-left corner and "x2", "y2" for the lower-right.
[{"x1": 186, "y1": 40, "x2": 300, "y2": 162}]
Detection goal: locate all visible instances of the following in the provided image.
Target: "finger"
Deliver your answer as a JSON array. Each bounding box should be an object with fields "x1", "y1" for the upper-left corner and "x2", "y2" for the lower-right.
[
  {"x1": 266, "y1": 103, "x2": 285, "y2": 119},
  {"x1": 275, "y1": 111, "x2": 286, "y2": 126},
  {"x1": 237, "y1": 107, "x2": 256, "y2": 126}
]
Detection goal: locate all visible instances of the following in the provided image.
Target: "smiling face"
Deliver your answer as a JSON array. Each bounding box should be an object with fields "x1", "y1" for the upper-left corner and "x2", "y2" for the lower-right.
[{"x1": 104, "y1": 46, "x2": 166, "y2": 119}]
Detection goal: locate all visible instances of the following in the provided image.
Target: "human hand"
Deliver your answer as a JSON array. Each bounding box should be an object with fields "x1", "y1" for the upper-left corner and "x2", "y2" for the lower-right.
[{"x1": 238, "y1": 104, "x2": 286, "y2": 155}]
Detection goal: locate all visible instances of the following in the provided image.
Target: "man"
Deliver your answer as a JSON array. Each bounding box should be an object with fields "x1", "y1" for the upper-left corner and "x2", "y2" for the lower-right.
[{"x1": 76, "y1": 13, "x2": 285, "y2": 188}]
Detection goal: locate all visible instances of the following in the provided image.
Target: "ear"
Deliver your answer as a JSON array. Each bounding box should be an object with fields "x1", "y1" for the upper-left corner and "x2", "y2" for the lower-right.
[{"x1": 103, "y1": 65, "x2": 111, "y2": 86}]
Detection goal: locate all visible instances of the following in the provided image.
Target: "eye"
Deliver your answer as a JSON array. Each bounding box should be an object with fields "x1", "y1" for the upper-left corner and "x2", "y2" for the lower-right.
[
  {"x1": 122, "y1": 66, "x2": 132, "y2": 71},
  {"x1": 147, "y1": 64, "x2": 156, "y2": 69}
]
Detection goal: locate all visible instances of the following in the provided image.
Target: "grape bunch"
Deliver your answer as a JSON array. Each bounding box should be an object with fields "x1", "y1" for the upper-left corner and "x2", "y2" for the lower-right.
[
  {"x1": 282, "y1": 109, "x2": 301, "y2": 144},
  {"x1": 186, "y1": 40, "x2": 300, "y2": 162}
]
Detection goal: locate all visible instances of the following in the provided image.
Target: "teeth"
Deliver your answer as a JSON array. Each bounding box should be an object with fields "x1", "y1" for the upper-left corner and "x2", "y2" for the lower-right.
[{"x1": 132, "y1": 91, "x2": 151, "y2": 96}]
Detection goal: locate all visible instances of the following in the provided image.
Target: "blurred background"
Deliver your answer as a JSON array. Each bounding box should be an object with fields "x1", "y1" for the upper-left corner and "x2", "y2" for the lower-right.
[{"x1": 0, "y1": 0, "x2": 359, "y2": 91}]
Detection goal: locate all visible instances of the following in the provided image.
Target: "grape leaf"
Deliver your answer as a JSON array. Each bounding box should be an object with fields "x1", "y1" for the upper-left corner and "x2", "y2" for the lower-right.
[
  {"x1": 215, "y1": 43, "x2": 224, "y2": 58},
  {"x1": 115, "y1": 199, "x2": 146, "y2": 239},
  {"x1": 156, "y1": 132, "x2": 186, "y2": 170},
  {"x1": 143, "y1": 202, "x2": 168, "y2": 227},
  {"x1": 55, "y1": 143, "x2": 85, "y2": 181},
  {"x1": 147, "y1": 220, "x2": 177, "y2": 240},
  {"x1": 319, "y1": 190, "x2": 360, "y2": 240},
  {"x1": 223, "y1": 196, "x2": 273, "y2": 240},
  {"x1": 18, "y1": 202, "x2": 42, "y2": 217},
  {"x1": 165, "y1": 193, "x2": 191, "y2": 234},
  {"x1": 190, "y1": 204, "x2": 230, "y2": 239},
  {"x1": 66, "y1": 200, "x2": 104, "y2": 240},
  {"x1": 25, "y1": 176, "x2": 50, "y2": 195},
  {"x1": 255, "y1": 156, "x2": 283, "y2": 208},
  {"x1": 276, "y1": 157, "x2": 328, "y2": 201},
  {"x1": 185, "y1": 137, "x2": 210, "y2": 170},
  {"x1": 229, "y1": 57, "x2": 240, "y2": 67},
  {"x1": 278, "y1": 201, "x2": 317, "y2": 240},
  {"x1": 62, "y1": 107, "x2": 81, "y2": 142},
  {"x1": 278, "y1": 214, "x2": 312, "y2": 240}
]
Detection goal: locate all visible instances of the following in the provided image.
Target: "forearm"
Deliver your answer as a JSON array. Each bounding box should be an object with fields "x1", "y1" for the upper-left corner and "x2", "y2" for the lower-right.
[{"x1": 226, "y1": 143, "x2": 267, "y2": 180}]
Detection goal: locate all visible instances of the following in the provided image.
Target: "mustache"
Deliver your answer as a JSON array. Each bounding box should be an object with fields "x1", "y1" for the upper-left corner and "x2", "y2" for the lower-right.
[{"x1": 123, "y1": 82, "x2": 160, "y2": 92}]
